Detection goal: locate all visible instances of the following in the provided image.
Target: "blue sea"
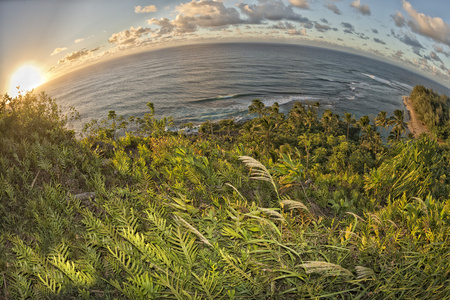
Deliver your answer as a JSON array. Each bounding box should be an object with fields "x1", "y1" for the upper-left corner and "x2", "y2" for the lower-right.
[{"x1": 38, "y1": 43, "x2": 450, "y2": 132}]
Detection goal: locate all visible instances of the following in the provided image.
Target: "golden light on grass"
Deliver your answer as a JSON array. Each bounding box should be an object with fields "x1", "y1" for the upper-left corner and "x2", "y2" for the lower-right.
[{"x1": 8, "y1": 64, "x2": 46, "y2": 97}]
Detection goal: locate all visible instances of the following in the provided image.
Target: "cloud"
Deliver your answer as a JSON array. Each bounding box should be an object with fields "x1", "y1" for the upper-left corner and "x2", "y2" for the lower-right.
[
  {"x1": 341, "y1": 22, "x2": 355, "y2": 34},
  {"x1": 237, "y1": 0, "x2": 309, "y2": 24},
  {"x1": 434, "y1": 44, "x2": 450, "y2": 57},
  {"x1": 392, "y1": 50, "x2": 404, "y2": 59},
  {"x1": 51, "y1": 47, "x2": 67, "y2": 56},
  {"x1": 149, "y1": 1, "x2": 245, "y2": 37},
  {"x1": 270, "y1": 21, "x2": 306, "y2": 36},
  {"x1": 392, "y1": 11, "x2": 406, "y2": 27},
  {"x1": 108, "y1": 26, "x2": 153, "y2": 47},
  {"x1": 75, "y1": 38, "x2": 85, "y2": 43},
  {"x1": 392, "y1": 30, "x2": 424, "y2": 49},
  {"x1": 430, "y1": 51, "x2": 442, "y2": 62},
  {"x1": 373, "y1": 38, "x2": 386, "y2": 45},
  {"x1": 289, "y1": 0, "x2": 309, "y2": 9},
  {"x1": 287, "y1": 28, "x2": 307, "y2": 36},
  {"x1": 372, "y1": 29, "x2": 378, "y2": 34},
  {"x1": 350, "y1": 0, "x2": 370, "y2": 16},
  {"x1": 325, "y1": 3, "x2": 341, "y2": 15},
  {"x1": 315, "y1": 22, "x2": 331, "y2": 33},
  {"x1": 57, "y1": 47, "x2": 100, "y2": 64},
  {"x1": 402, "y1": 0, "x2": 450, "y2": 46},
  {"x1": 320, "y1": 18, "x2": 329, "y2": 24},
  {"x1": 135, "y1": 5, "x2": 157, "y2": 13}
]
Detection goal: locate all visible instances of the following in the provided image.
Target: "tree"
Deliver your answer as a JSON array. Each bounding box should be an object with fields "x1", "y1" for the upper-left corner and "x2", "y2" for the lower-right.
[
  {"x1": 389, "y1": 109, "x2": 408, "y2": 141},
  {"x1": 248, "y1": 99, "x2": 265, "y2": 119},
  {"x1": 375, "y1": 111, "x2": 388, "y2": 137},
  {"x1": 344, "y1": 112, "x2": 356, "y2": 141}
]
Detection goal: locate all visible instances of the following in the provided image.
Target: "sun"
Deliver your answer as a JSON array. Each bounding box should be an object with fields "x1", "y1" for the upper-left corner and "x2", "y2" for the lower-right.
[{"x1": 8, "y1": 64, "x2": 46, "y2": 97}]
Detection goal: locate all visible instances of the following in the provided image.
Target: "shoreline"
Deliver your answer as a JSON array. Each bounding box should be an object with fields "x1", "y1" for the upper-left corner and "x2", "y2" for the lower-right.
[{"x1": 403, "y1": 96, "x2": 429, "y2": 138}]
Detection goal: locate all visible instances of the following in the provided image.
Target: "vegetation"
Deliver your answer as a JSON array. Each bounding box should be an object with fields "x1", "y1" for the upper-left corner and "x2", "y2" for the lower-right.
[
  {"x1": 0, "y1": 89, "x2": 449, "y2": 299},
  {"x1": 409, "y1": 85, "x2": 450, "y2": 140}
]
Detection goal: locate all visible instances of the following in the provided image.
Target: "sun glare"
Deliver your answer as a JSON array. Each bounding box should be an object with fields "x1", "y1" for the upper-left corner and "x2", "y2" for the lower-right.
[{"x1": 8, "y1": 65, "x2": 46, "y2": 97}]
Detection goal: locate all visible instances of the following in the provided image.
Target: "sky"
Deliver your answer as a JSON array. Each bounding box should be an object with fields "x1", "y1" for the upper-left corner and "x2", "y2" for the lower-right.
[{"x1": 1, "y1": 0, "x2": 450, "y2": 96}]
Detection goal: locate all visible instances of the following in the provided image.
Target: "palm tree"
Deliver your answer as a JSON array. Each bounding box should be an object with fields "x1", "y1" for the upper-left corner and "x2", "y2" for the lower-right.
[
  {"x1": 248, "y1": 99, "x2": 265, "y2": 119},
  {"x1": 357, "y1": 115, "x2": 370, "y2": 144},
  {"x1": 375, "y1": 111, "x2": 388, "y2": 137},
  {"x1": 288, "y1": 101, "x2": 306, "y2": 134},
  {"x1": 344, "y1": 112, "x2": 356, "y2": 141},
  {"x1": 389, "y1": 109, "x2": 408, "y2": 141}
]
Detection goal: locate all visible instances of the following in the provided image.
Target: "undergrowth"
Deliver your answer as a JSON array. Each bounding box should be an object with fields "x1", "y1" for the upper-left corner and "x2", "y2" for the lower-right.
[{"x1": 0, "y1": 91, "x2": 448, "y2": 299}]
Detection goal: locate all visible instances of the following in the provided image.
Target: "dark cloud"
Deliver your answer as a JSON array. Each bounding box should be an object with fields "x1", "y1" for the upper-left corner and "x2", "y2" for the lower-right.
[
  {"x1": 320, "y1": 18, "x2": 329, "y2": 24},
  {"x1": 430, "y1": 51, "x2": 442, "y2": 62},
  {"x1": 434, "y1": 44, "x2": 450, "y2": 57},
  {"x1": 315, "y1": 22, "x2": 332, "y2": 32},
  {"x1": 373, "y1": 38, "x2": 386, "y2": 45},
  {"x1": 392, "y1": 31, "x2": 424, "y2": 49},
  {"x1": 372, "y1": 29, "x2": 378, "y2": 34},
  {"x1": 358, "y1": 33, "x2": 369, "y2": 40},
  {"x1": 325, "y1": 3, "x2": 341, "y2": 15},
  {"x1": 302, "y1": 21, "x2": 314, "y2": 29},
  {"x1": 341, "y1": 22, "x2": 355, "y2": 34},
  {"x1": 351, "y1": 0, "x2": 371, "y2": 16},
  {"x1": 392, "y1": 50, "x2": 404, "y2": 59},
  {"x1": 341, "y1": 22, "x2": 355, "y2": 31},
  {"x1": 57, "y1": 47, "x2": 100, "y2": 64}
]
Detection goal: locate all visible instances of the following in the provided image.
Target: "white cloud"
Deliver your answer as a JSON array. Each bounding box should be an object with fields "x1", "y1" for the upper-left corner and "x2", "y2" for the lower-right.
[
  {"x1": 135, "y1": 5, "x2": 157, "y2": 13},
  {"x1": 51, "y1": 47, "x2": 67, "y2": 56},
  {"x1": 108, "y1": 26, "x2": 153, "y2": 48},
  {"x1": 402, "y1": 0, "x2": 450, "y2": 46},
  {"x1": 289, "y1": 0, "x2": 309, "y2": 9},
  {"x1": 237, "y1": 0, "x2": 310, "y2": 24},
  {"x1": 350, "y1": 0, "x2": 370, "y2": 16},
  {"x1": 177, "y1": 0, "x2": 243, "y2": 27},
  {"x1": 75, "y1": 38, "x2": 85, "y2": 43}
]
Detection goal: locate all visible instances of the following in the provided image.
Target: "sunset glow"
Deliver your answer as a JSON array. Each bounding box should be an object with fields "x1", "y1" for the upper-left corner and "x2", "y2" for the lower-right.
[{"x1": 8, "y1": 65, "x2": 46, "y2": 97}]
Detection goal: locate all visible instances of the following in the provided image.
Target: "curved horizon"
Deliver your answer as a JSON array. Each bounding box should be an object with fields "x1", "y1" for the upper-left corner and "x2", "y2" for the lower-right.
[{"x1": 1, "y1": 0, "x2": 450, "y2": 94}]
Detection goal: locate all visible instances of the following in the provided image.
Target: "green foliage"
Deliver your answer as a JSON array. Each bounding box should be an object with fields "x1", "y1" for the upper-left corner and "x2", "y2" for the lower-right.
[
  {"x1": 1, "y1": 89, "x2": 450, "y2": 299},
  {"x1": 409, "y1": 85, "x2": 450, "y2": 140}
]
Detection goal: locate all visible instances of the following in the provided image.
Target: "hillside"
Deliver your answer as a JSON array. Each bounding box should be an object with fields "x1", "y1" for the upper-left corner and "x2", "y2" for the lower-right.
[{"x1": 0, "y1": 90, "x2": 449, "y2": 299}]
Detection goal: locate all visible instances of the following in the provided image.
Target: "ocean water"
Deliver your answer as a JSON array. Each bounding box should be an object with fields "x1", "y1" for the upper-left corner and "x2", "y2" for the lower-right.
[{"x1": 38, "y1": 43, "x2": 450, "y2": 132}]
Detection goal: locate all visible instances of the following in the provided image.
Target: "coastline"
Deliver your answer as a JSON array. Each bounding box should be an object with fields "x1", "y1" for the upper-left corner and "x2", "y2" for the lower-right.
[{"x1": 403, "y1": 96, "x2": 429, "y2": 138}]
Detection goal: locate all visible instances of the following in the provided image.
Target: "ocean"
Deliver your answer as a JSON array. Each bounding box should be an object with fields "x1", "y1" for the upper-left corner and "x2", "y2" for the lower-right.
[{"x1": 38, "y1": 43, "x2": 450, "y2": 132}]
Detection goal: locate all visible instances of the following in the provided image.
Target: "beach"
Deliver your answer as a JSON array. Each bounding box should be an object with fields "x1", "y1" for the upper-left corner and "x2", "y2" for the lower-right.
[{"x1": 403, "y1": 96, "x2": 429, "y2": 138}]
